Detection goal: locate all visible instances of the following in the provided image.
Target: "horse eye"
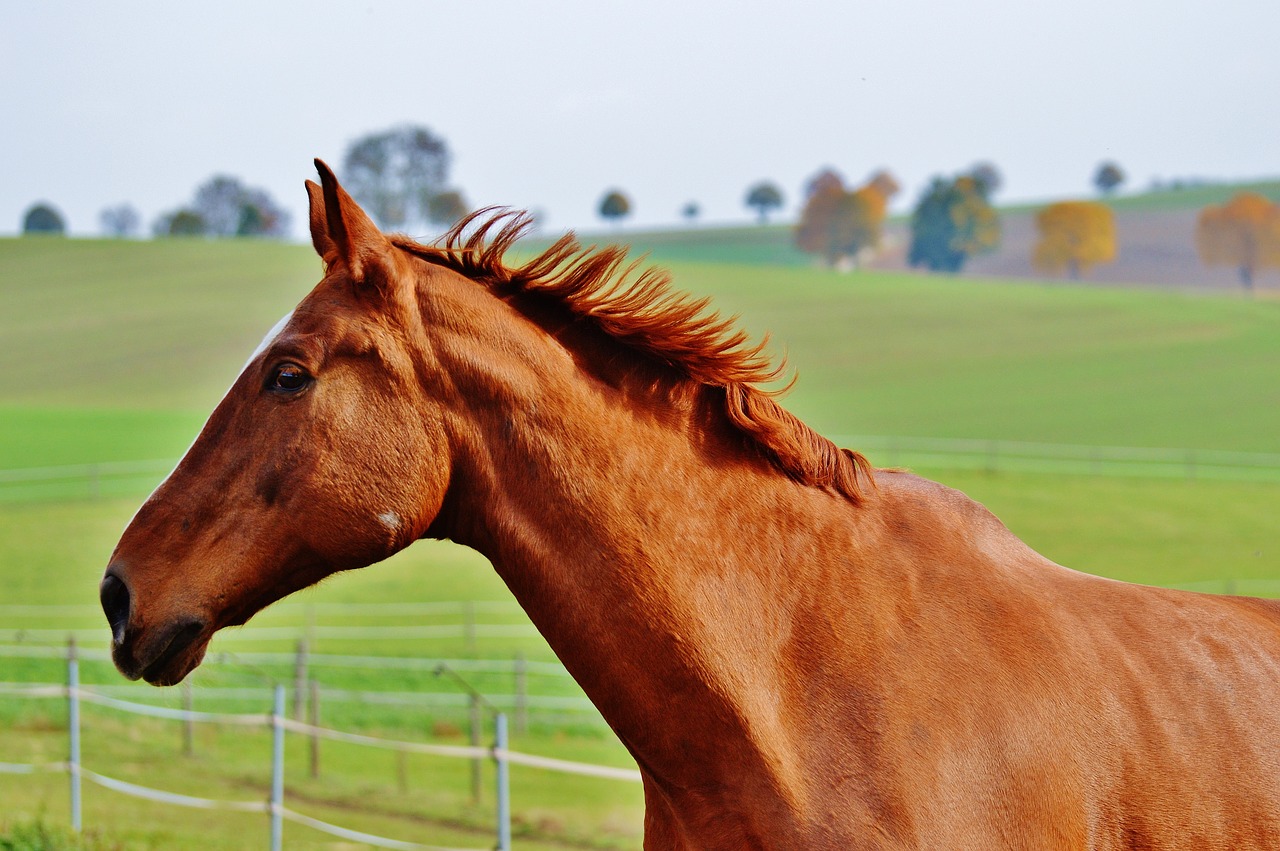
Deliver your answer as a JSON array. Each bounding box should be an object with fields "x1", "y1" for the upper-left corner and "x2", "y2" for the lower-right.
[{"x1": 269, "y1": 363, "x2": 311, "y2": 393}]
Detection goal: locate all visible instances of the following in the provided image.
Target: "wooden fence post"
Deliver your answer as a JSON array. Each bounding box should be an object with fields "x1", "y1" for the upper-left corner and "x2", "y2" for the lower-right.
[
  {"x1": 514, "y1": 653, "x2": 527, "y2": 734},
  {"x1": 270, "y1": 685, "x2": 285, "y2": 851},
  {"x1": 182, "y1": 680, "x2": 194, "y2": 756},
  {"x1": 67, "y1": 637, "x2": 82, "y2": 833},
  {"x1": 469, "y1": 693, "x2": 483, "y2": 803},
  {"x1": 464, "y1": 602, "x2": 476, "y2": 657},
  {"x1": 292, "y1": 639, "x2": 308, "y2": 721},
  {"x1": 308, "y1": 678, "x2": 320, "y2": 779}
]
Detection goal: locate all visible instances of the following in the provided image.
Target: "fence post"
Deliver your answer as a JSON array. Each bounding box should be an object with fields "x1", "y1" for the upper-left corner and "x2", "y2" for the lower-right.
[
  {"x1": 67, "y1": 637, "x2": 82, "y2": 833},
  {"x1": 494, "y1": 712, "x2": 511, "y2": 851},
  {"x1": 464, "y1": 602, "x2": 476, "y2": 656},
  {"x1": 292, "y1": 640, "x2": 308, "y2": 721},
  {"x1": 182, "y1": 680, "x2": 195, "y2": 756},
  {"x1": 308, "y1": 678, "x2": 320, "y2": 779},
  {"x1": 469, "y1": 693, "x2": 483, "y2": 803},
  {"x1": 514, "y1": 652, "x2": 527, "y2": 734},
  {"x1": 270, "y1": 684, "x2": 285, "y2": 851}
]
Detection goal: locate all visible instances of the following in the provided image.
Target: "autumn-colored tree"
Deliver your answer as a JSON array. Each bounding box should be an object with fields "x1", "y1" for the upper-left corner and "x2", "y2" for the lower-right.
[
  {"x1": 1195, "y1": 192, "x2": 1280, "y2": 289},
  {"x1": 1033, "y1": 201, "x2": 1116, "y2": 279},
  {"x1": 908, "y1": 175, "x2": 1000, "y2": 272},
  {"x1": 968, "y1": 162, "x2": 1002, "y2": 198},
  {"x1": 795, "y1": 169, "x2": 899, "y2": 267}
]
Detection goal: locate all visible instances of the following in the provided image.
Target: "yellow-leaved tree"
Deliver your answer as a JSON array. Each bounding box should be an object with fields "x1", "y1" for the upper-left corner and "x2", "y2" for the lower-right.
[
  {"x1": 1195, "y1": 192, "x2": 1280, "y2": 290},
  {"x1": 1032, "y1": 201, "x2": 1116, "y2": 279},
  {"x1": 795, "y1": 169, "x2": 900, "y2": 268}
]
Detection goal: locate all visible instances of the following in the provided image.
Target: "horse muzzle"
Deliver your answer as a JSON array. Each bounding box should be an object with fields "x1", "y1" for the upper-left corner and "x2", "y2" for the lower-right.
[{"x1": 100, "y1": 570, "x2": 210, "y2": 686}]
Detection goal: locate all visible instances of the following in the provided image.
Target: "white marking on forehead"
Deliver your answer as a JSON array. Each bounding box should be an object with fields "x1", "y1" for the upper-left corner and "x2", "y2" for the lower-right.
[
  {"x1": 126, "y1": 309, "x2": 299, "y2": 528},
  {"x1": 378, "y1": 511, "x2": 402, "y2": 532},
  {"x1": 244, "y1": 310, "x2": 295, "y2": 370}
]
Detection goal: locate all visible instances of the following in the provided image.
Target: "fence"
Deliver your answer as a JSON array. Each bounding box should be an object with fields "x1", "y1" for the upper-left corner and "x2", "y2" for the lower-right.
[
  {"x1": 0, "y1": 641, "x2": 606, "y2": 733},
  {"x1": 829, "y1": 435, "x2": 1280, "y2": 482},
  {"x1": 1, "y1": 642, "x2": 641, "y2": 850},
  {"x1": 5, "y1": 436, "x2": 1280, "y2": 503}
]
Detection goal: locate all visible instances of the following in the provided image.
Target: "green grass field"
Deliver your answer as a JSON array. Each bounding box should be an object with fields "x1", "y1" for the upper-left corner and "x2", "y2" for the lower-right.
[{"x1": 1, "y1": 232, "x2": 1278, "y2": 848}]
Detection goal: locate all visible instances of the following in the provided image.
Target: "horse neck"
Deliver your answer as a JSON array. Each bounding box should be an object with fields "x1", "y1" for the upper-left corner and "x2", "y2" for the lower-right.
[{"x1": 421, "y1": 287, "x2": 871, "y2": 807}]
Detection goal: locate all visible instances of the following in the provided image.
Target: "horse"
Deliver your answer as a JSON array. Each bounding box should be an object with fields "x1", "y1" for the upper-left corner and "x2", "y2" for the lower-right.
[{"x1": 102, "y1": 160, "x2": 1280, "y2": 849}]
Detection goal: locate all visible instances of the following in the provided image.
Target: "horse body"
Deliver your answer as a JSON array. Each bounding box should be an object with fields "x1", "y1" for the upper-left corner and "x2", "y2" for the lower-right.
[{"x1": 102, "y1": 162, "x2": 1280, "y2": 849}]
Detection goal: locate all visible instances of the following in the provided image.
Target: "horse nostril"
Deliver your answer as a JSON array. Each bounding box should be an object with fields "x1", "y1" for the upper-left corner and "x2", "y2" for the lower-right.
[{"x1": 100, "y1": 573, "x2": 131, "y2": 645}]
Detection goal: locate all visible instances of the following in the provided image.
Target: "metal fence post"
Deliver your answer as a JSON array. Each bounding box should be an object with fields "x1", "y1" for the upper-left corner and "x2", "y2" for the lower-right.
[
  {"x1": 68, "y1": 637, "x2": 82, "y2": 832},
  {"x1": 270, "y1": 684, "x2": 285, "y2": 851},
  {"x1": 494, "y1": 712, "x2": 511, "y2": 851}
]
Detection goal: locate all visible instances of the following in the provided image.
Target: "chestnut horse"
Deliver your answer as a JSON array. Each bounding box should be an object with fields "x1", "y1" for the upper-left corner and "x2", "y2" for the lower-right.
[{"x1": 103, "y1": 161, "x2": 1280, "y2": 849}]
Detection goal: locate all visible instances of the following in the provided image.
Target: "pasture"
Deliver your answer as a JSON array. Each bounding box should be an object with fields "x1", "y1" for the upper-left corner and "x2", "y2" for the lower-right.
[{"x1": 1, "y1": 233, "x2": 1277, "y2": 847}]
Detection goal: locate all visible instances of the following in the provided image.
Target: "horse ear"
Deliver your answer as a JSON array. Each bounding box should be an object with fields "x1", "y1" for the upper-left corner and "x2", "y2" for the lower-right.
[
  {"x1": 311, "y1": 158, "x2": 391, "y2": 283},
  {"x1": 305, "y1": 180, "x2": 336, "y2": 261}
]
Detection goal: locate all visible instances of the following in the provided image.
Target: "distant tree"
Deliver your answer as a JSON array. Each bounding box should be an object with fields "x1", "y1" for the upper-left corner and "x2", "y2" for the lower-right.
[
  {"x1": 866, "y1": 169, "x2": 902, "y2": 201},
  {"x1": 744, "y1": 181, "x2": 784, "y2": 224},
  {"x1": 1032, "y1": 201, "x2": 1116, "y2": 279},
  {"x1": 681, "y1": 201, "x2": 700, "y2": 223},
  {"x1": 598, "y1": 190, "x2": 631, "y2": 225},
  {"x1": 99, "y1": 204, "x2": 140, "y2": 238},
  {"x1": 154, "y1": 209, "x2": 207, "y2": 237},
  {"x1": 795, "y1": 169, "x2": 899, "y2": 267},
  {"x1": 22, "y1": 203, "x2": 66, "y2": 235},
  {"x1": 343, "y1": 125, "x2": 451, "y2": 232},
  {"x1": 1195, "y1": 192, "x2": 1280, "y2": 290},
  {"x1": 803, "y1": 167, "x2": 845, "y2": 201},
  {"x1": 907, "y1": 175, "x2": 1000, "y2": 272},
  {"x1": 426, "y1": 190, "x2": 470, "y2": 228},
  {"x1": 969, "y1": 162, "x2": 1002, "y2": 198},
  {"x1": 1094, "y1": 162, "x2": 1125, "y2": 195},
  {"x1": 189, "y1": 176, "x2": 289, "y2": 238}
]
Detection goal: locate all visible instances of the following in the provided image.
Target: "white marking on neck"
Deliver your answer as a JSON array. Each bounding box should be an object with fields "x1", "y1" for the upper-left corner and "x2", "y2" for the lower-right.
[{"x1": 378, "y1": 511, "x2": 402, "y2": 532}]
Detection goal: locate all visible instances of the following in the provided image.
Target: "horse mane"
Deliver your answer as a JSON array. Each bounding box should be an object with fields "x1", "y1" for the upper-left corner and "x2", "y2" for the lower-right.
[{"x1": 393, "y1": 210, "x2": 875, "y2": 503}]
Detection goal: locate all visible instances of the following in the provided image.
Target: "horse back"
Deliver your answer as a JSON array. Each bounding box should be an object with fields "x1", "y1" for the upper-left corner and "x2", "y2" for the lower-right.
[{"x1": 809, "y1": 472, "x2": 1280, "y2": 849}]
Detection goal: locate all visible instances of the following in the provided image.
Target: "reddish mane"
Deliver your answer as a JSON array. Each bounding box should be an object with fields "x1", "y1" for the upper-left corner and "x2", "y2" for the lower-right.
[{"x1": 393, "y1": 210, "x2": 875, "y2": 502}]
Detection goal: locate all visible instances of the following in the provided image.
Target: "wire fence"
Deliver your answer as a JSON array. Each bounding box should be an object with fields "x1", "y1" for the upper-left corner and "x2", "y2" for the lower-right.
[
  {"x1": 5, "y1": 435, "x2": 1279, "y2": 503},
  {"x1": 1, "y1": 643, "x2": 641, "y2": 850},
  {"x1": 0, "y1": 640, "x2": 607, "y2": 733},
  {"x1": 831, "y1": 435, "x2": 1280, "y2": 483}
]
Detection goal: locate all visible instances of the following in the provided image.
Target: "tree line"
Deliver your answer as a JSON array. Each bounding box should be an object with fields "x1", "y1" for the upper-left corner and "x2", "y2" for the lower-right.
[
  {"x1": 16, "y1": 135, "x2": 1280, "y2": 289},
  {"x1": 19, "y1": 125, "x2": 471, "y2": 241}
]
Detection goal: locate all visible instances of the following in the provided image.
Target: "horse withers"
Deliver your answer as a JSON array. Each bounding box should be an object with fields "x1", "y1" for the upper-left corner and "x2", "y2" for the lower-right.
[{"x1": 102, "y1": 160, "x2": 1280, "y2": 849}]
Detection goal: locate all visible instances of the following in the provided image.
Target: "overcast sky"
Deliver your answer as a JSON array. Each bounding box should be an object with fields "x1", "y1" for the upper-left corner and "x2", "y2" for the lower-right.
[{"x1": 3, "y1": 0, "x2": 1277, "y2": 238}]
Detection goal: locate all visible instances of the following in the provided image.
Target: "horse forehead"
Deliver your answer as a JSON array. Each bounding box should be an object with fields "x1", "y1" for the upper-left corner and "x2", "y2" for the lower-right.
[{"x1": 244, "y1": 310, "x2": 295, "y2": 369}]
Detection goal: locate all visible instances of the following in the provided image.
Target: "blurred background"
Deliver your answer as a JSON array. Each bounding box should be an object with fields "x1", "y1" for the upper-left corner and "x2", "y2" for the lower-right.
[{"x1": 1, "y1": 1, "x2": 1277, "y2": 848}]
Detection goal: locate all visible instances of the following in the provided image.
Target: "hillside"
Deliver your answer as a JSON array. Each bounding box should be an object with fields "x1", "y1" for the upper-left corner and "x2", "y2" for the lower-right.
[{"x1": 1, "y1": 235, "x2": 1278, "y2": 471}]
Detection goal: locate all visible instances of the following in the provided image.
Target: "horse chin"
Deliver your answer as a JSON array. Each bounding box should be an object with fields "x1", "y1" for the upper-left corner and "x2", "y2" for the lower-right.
[
  {"x1": 115, "y1": 619, "x2": 211, "y2": 687},
  {"x1": 142, "y1": 636, "x2": 210, "y2": 687}
]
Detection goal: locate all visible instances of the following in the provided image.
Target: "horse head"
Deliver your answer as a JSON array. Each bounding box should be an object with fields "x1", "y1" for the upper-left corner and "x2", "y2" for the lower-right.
[{"x1": 101, "y1": 161, "x2": 453, "y2": 685}]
